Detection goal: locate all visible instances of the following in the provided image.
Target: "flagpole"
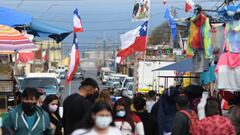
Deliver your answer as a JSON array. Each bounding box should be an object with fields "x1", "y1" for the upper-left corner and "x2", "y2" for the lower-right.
[{"x1": 68, "y1": 81, "x2": 72, "y2": 96}]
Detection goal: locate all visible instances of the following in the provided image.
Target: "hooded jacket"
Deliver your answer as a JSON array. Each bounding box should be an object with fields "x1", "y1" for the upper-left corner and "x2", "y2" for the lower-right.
[
  {"x1": 3, "y1": 104, "x2": 52, "y2": 135},
  {"x1": 156, "y1": 87, "x2": 179, "y2": 135}
]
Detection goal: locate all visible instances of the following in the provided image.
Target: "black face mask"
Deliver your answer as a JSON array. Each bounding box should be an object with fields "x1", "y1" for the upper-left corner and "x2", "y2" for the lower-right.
[
  {"x1": 22, "y1": 102, "x2": 36, "y2": 116},
  {"x1": 86, "y1": 92, "x2": 99, "y2": 104}
]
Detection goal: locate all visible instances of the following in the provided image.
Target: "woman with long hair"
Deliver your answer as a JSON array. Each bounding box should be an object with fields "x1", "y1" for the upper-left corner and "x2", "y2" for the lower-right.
[
  {"x1": 114, "y1": 98, "x2": 144, "y2": 135},
  {"x1": 42, "y1": 94, "x2": 62, "y2": 135},
  {"x1": 72, "y1": 101, "x2": 121, "y2": 135},
  {"x1": 96, "y1": 89, "x2": 113, "y2": 107}
]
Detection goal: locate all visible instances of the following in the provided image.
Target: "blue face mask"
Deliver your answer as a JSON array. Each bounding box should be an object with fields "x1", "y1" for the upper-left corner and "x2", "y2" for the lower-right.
[{"x1": 116, "y1": 110, "x2": 126, "y2": 118}]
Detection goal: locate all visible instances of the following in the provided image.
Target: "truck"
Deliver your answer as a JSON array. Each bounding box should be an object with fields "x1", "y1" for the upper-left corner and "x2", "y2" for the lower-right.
[{"x1": 134, "y1": 59, "x2": 176, "y2": 93}]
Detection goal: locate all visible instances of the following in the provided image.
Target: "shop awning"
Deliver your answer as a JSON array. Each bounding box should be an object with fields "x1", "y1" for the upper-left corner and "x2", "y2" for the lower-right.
[{"x1": 153, "y1": 59, "x2": 193, "y2": 72}]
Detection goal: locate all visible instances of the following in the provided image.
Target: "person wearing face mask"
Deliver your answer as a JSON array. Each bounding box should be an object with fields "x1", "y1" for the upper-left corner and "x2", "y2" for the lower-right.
[
  {"x1": 114, "y1": 98, "x2": 145, "y2": 135},
  {"x1": 42, "y1": 94, "x2": 62, "y2": 135},
  {"x1": 3, "y1": 87, "x2": 52, "y2": 135},
  {"x1": 71, "y1": 101, "x2": 121, "y2": 135},
  {"x1": 63, "y1": 78, "x2": 99, "y2": 135}
]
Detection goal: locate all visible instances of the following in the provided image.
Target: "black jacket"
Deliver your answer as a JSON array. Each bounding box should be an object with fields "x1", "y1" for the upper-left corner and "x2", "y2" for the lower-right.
[{"x1": 171, "y1": 109, "x2": 191, "y2": 135}]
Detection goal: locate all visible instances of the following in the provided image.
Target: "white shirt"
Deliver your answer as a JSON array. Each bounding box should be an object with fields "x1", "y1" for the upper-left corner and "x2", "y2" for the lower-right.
[
  {"x1": 146, "y1": 100, "x2": 156, "y2": 113},
  {"x1": 71, "y1": 127, "x2": 122, "y2": 135}
]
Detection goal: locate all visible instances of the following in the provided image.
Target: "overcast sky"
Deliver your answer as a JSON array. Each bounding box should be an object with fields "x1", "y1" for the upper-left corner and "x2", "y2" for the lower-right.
[{"x1": 0, "y1": 0, "x2": 224, "y2": 51}]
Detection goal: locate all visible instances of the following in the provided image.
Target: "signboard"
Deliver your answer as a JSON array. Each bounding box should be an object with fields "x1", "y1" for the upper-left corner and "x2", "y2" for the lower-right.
[{"x1": 132, "y1": 0, "x2": 150, "y2": 21}]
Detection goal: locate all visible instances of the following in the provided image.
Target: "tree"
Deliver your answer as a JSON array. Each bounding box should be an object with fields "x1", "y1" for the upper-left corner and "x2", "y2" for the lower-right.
[{"x1": 148, "y1": 21, "x2": 171, "y2": 45}]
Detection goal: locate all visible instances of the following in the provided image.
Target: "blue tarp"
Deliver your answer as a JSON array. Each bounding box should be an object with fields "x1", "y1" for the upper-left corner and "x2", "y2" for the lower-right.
[
  {"x1": 29, "y1": 19, "x2": 71, "y2": 43},
  {"x1": 152, "y1": 59, "x2": 194, "y2": 72},
  {"x1": 0, "y1": 6, "x2": 71, "y2": 43},
  {"x1": 0, "y1": 6, "x2": 32, "y2": 26}
]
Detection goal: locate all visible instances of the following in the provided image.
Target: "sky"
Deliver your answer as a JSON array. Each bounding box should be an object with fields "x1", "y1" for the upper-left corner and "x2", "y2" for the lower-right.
[{"x1": 0, "y1": 0, "x2": 224, "y2": 51}]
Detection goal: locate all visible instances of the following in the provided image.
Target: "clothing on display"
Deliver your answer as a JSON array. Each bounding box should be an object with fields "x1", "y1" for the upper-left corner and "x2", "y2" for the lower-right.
[
  {"x1": 192, "y1": 50, "x2": 209, "y2": 73},
  {"x1": 200, "y1": 65, "x2": 216, "y2": 85},
  {"x1": 187, "y1": 13, "x2": 213, "y2": 59},
  {"x1": 225, "y1": 21, "x2": 240, "y2": 53}
]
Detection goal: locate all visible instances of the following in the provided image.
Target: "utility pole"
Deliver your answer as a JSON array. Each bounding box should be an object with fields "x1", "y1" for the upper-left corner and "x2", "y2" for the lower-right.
[
  {"x1": 103, "y1": 33, "x2": 106, "y2": 67},
  {"x1": 48, "y1": 39, "x2": 51, "y2": 70},
  {"x1": 41, "y1": 41, "x2": 44, "y2": 71},
  {"x1": 96, "y1": 38, "x2": 99, "y2": 68}
]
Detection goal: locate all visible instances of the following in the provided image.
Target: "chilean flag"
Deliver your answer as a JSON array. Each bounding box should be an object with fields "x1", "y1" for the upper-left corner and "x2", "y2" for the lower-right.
[
  {"x1": 66, "y1": 33, "x2": 80, "y2": 84},
  {"x1": 116, "y1": 21, "x2": 148, "y2": 63},
  {"x1": 185, "y1": 0, "x2": 194, "y2": 12},
  {"x1": 17, "y1": 52, "x2": 34, "y2": 63},
  {"x1": 73, "y1": 8, "x2": 84, "y2": 32}
]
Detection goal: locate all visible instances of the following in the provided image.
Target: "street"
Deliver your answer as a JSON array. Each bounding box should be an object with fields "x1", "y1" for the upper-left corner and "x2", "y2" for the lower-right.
[{"x1": 60, "y1": 67, "x2": 105, "y2": 103}]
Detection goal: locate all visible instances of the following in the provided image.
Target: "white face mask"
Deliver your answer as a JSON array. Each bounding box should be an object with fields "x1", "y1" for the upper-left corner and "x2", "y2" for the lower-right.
[
  {"x1": 48, "y1": 104, "x2": 58, "y2": 113},
  {"x1": 95, "y1": 116, "x2": 112, "y2": 129}
]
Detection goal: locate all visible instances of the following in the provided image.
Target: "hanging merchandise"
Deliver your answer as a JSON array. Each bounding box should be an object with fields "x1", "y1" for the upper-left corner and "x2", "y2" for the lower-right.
[
  {"x1": 225, "y1": 21, "x2": 240, "y2": 53},
  {"x1": 215, "y1": 52, "x2": 240, "y2": 91},
  {"x1": 132, "y1": 0, "x2": 150, "y2": 21},
  {"x1": 186, "y1": 12, "x2": 213, "y2": 59},
  {"x1": 192, "y1": 50, "x2": 209, "y2": 73},
  {"x1": 210, "y1": 23, "x2": 225, "y2": 53},
  {"x1": 200, "y1": 65, "x2": 216, "y2": 85}
]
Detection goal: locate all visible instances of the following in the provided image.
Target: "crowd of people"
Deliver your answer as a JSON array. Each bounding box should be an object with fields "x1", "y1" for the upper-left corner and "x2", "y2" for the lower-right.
[{"x1": 1, "y1": 77, "x2": 240, "y2": 135}]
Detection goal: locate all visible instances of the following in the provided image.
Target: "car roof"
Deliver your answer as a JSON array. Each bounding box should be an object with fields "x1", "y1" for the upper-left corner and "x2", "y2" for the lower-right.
[
  {"x1": 112, "y1": 74, "x2": 128, "y2": 77},
  {"x1": 26, "y1": 73, "x2": 58, "y2": 78}
]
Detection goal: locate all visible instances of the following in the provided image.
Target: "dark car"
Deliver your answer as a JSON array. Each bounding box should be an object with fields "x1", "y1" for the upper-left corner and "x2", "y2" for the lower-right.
[{"x1": 73, "y1": 68, "x2": 85, "y2": 80}]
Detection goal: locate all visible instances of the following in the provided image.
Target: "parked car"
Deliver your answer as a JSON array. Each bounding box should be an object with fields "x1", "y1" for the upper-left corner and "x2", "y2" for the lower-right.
[{"x1": 21, "y1": 73, "x2": 63, "y2": 96}]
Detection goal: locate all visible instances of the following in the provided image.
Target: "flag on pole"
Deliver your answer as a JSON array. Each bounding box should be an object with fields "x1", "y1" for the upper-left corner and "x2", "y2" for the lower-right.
[
  {"x1": 185, "y1": 0, "x2": 194, "y2": 12},
  {"x1": 164, "y1": 7, "x2": 177, "y2": 42},
  {"x1": 66, "y1": 33, "x2": 80, "y2": 84},
  {"x1": 178, "y1": 32, "x2": 183, "y2": 48},
  {"x1": 116, "y1": 21, "x2": 148, "y2": 63},
  {"x1": 73, "y1": 8, "x2": 84, "y2": 32}
]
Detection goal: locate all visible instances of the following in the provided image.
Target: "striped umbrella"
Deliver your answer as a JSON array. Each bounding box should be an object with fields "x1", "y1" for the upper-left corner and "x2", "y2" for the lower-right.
[{"x1": 0, "y1": 24, "x2": 37, "y2": 54}]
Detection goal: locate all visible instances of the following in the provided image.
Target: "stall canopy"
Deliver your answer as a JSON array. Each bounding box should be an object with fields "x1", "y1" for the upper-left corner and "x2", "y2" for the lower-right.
[
  {"x1": 0, "y1": 6, "x2": 31, "y2": 26},
  {"x1": 29, "y1": 19, "x2": 71, "y2": 43},
  {"x1": 0, "y1": 6, "x2": 71, "y2": 43},
  {"x1": 152, "y1": 59, "x2": 193, "y2": 72}
]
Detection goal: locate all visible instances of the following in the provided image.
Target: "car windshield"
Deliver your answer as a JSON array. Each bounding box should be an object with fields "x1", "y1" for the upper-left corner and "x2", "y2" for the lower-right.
[
  {"x1": 22, "y1": 78, "x2": 58, "y2": 90},
  {"x1": 120, "y1": 77, "x2": 126, "y2": 82},
  {"x1": 124, "y1": 79, "x2": 133, "y2": 87},
  {"x1": 128, "y1": 85, "x2": 133, "y2": 91},
  {"x1": 105, "y1": 72, "x2": 112, "y2": 76}
]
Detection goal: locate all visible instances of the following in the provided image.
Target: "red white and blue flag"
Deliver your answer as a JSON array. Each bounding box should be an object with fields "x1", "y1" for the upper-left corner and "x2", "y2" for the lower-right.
[
  {"x1": 116, "y1": 21, "x2": 148, "y2": 63},
  {"x1": 66, "y1": 33, "x2": 80, "y2": 84},
  {"x1": 73, "y1": 8, "x2": 84, "y2": 32}
]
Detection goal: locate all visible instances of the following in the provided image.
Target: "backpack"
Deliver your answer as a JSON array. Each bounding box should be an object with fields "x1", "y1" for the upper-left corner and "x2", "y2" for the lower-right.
[{"x1": 180, "y1": 110, "x2": 201, "y2": 135}]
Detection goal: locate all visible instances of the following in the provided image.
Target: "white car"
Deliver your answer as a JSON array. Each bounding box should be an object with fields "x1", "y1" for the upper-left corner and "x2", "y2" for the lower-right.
[
  {"x1": 121, "y1": 77, "x2": 133, "y2": 88},
  {"x1": 21, "y1": 73, "x2": 63, "y2": 96},
  {"x1": 122, "y1": 82, "x2": 134, "y2": 99}
]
